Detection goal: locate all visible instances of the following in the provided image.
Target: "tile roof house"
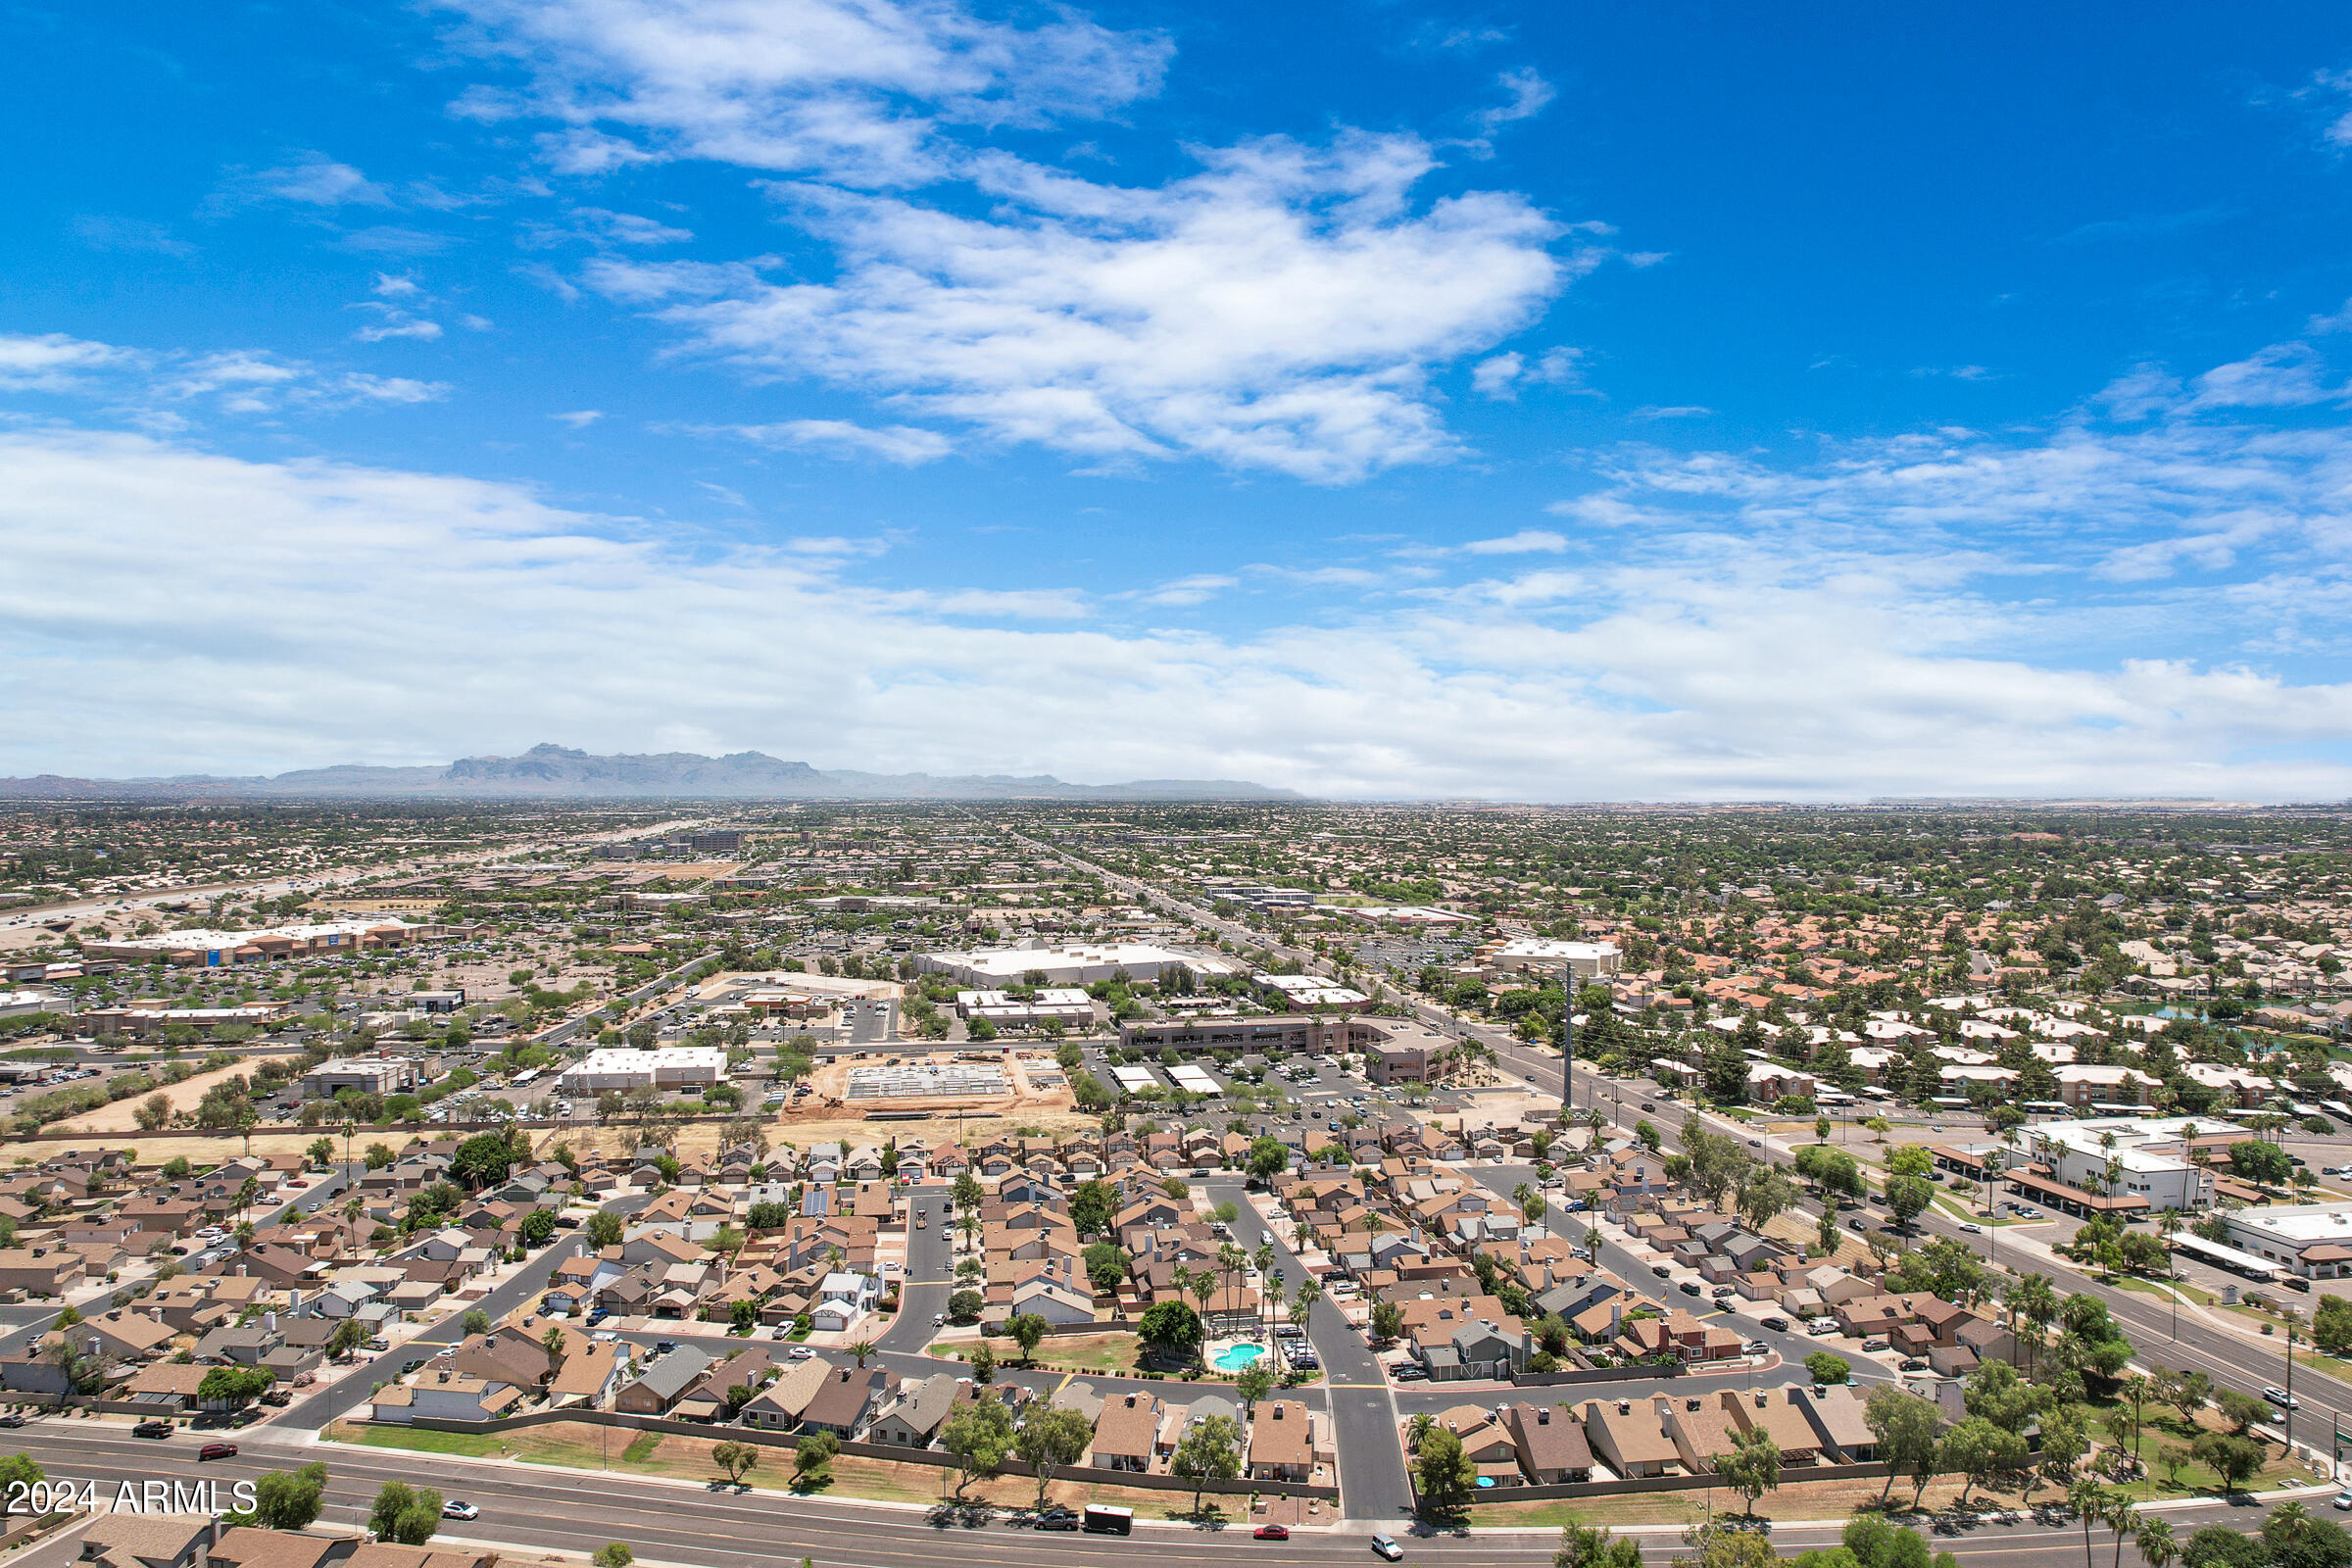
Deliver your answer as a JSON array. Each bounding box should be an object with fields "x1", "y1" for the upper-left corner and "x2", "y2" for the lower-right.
[
  {"x1": 1582, "y1": 1398, "x2": 1680, "y2": 1478},
  {"x1": 1248, "y1": 1399, "x2": 1313, "y2": 1481},
  {"x1": 1092, "y1": 1389, "x2": 1160, "y2": 1472},
  {"x1": 1503, "y1": 1402, "x2": 1592, "y2": 1483},
  {"x1": 798, "y1": 1365, "x2": 889, "y2": 1438}
]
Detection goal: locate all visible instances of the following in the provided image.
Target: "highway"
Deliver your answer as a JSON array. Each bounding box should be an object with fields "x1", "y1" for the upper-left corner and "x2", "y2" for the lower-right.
[{"x1": 0, "y1": 1419, "x2": 2308, "y2": 1566}]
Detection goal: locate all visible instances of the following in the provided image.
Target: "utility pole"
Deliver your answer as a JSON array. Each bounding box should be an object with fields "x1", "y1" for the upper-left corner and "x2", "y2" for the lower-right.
[{"x1": 1561, "y1": 958, "x2": 1577, "y2": 1128}]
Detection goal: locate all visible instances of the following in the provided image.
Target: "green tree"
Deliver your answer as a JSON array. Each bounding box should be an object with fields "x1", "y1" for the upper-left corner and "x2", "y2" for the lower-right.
[
  {"x1": 1414, "y1": 1425, "x2": 1478, "y2": 1516},
  {"x1": 587, "y1": 1210, "x2": 625, "y2": 1248},
  {"x1": 1370, "y1": 1298, "x2": 1405, "y2": 1342},
  {"x1": 1715, "y1": 1427, "x2": 1782, "y2": 1514},
  {"x1": 1235, "y1": 1362, "x2": 1275, "y2": 1412},
  {"x1": 1866, "y1": 1385, "x2": 1944, "y2": 1504},
  {"x1": 249, "y1": 1463, "x2": 328, "y2": 1531},
  {"x1": 941, "y1": 1394, "x2": 1016, "y2": 1495},
  {"x1": 793, "y1": 1430, "x2": 840, "y2": 1483},
  {"x1": 1886, "y1": 1174, "x2": 1935, "y2": 1229},
  {"x1": 1941, "y1": 1416, "x2": 2028, "y2": 1503},
  {"x1": 1006, "y1": 1311, "x2": 1049, "y2": 1364},
  {"x1": 461, "y1": 1308, "x2": 493, "y2": 1337},
  {"x1": 368, "y1": 1481, "x2": 444, "y2": 1545},
  {"x1": 592, "y1": 1545, "x2": 634, "y2": 1568},
  {"x1": 2229, "y1": 1141, "x2": 2292, "y2": 1186},
  {"x1": 2188, "y1": 1432, "x2": 2265, "y2": 1495},
  {"x1": 1805, "y1": 1351, "x2": 1851, "y2": 1385},
  {"x1": 710, "y1": 1441, "x2": 760, "y2": 1486},
  {"x1": 1248, "y1": 1136, "x2": 1290, "y2": 1183},
  {"x1": 1014, "y1": 1403, "x2": 1096, "y2": 1510},
  {"x1": 1556, "y1": 1522, "x2": 1646, "y2": 1568},
  {"x1": 521, "y1": 1208, "x2": 557, "y2": 1246},
  {"x1": 1173, "y1": 1411, "x2": 1243, "y2": 1513},
  {"x1": 1139, "y1": 1298, "x2": 1200, "y2": 1357},
  {"x1": 197, "y1": 1366, "x2": 274, "y2": 1409}
]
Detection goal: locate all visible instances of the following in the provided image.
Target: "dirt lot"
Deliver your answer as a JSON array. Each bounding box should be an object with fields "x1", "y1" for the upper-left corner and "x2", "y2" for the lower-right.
[{"x1": 57, "y1": 1058, "x2": 257, "y2": 1134}]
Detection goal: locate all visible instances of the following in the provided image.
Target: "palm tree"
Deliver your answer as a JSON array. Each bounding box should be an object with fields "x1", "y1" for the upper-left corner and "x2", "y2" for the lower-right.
[
  {"x1": 849, "y1": 1339, "x2": 875, "y2": 1368},
  {"x1": 2135, "y1": 1518, "x2": 2178, "y2": 1568},
  {"x1": 2103, "y1": 1493, "x2": 2140, "y2": 1568},
  {"x1": 1406, "y1": 1412, "x2": 1435, "y2": 1450},
  {"x1": 1263, "y1": 1279, "x2": 1288, "y2": 1370},
  {"x1": 2269, "y1": 1502, "x2": 2316, "y2": 1548},
  {"x1": 2069, "y1": 1479, "x2": 2110, "y2": 1568},
  {"x1": 2008, "y1": 1273, "x2": 2059, "y2": 1376}
]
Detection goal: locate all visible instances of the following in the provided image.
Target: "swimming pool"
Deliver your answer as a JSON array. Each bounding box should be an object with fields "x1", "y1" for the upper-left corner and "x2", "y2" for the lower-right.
[{"x1": 1211, "y1": 1343, "x2": 1266, "y2": 1372}]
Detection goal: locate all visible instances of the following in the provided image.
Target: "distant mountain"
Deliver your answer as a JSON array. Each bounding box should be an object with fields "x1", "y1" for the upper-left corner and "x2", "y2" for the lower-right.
[{"x1": 0, "y1": 743, "x2": 1301, "y2": 803}]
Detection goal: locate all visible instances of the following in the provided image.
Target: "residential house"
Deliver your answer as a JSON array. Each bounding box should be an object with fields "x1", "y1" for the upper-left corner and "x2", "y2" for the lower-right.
[{"x1": 798, "y1": 1366, "x2": 888, "y2": 1438}]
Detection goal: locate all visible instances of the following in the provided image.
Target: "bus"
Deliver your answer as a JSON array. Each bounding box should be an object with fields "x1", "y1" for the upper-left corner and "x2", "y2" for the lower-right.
[{"x1": 1083, "y1": 1505, "x2": 1134, "y2": 1536}]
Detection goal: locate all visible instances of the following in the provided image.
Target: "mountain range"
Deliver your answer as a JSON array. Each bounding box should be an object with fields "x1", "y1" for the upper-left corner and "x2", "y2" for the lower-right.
[{"x1": 0, "y1": 744, "x2": 1300, "y2": 803}]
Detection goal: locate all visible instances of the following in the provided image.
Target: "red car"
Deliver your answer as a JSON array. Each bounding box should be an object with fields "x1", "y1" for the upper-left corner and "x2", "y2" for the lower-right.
[
  {"x1": 1254, "y1": 1525, "x2": 1290, "y2": 1541},
  {"x1": 197, "y1": 1443, "x2": 237, "y2": 1461}
]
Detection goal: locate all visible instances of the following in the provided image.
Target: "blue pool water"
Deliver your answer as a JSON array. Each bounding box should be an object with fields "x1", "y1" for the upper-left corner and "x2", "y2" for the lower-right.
[{"x1": 1211, "y1": 1344, "x2": 1266, "y2": 1372}]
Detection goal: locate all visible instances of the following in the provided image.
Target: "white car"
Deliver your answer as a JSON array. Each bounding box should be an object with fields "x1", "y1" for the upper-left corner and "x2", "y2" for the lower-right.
[
  {"x1": 442, "y1": 1500, "x2": 479, "y2": 1521},
  {"x1": 1958, "y1": 1222, "x2": 1984, "y2": 1234}
]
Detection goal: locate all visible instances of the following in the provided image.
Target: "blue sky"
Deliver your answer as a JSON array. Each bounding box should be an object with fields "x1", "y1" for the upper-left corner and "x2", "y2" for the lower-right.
[{"x1": 6, "y1": 1, "x2": 2352, "y2": 799}]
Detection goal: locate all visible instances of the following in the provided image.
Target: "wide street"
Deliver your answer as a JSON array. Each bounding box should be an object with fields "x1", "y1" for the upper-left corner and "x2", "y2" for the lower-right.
[{"x1": 0, "y1": 1418, "x2": 2309, "y2": 1567}]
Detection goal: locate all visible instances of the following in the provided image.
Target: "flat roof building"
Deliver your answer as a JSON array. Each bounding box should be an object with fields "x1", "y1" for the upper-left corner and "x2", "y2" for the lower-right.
[
  {"x1": 919, "y1": 943, "x2": 1240, "y2": 988},
  {"x1": 558, "y1": 1047, "x2": 729, "y2": 1095}
]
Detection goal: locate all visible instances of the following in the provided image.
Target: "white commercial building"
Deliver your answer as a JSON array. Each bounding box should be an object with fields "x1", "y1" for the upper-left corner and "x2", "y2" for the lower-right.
[
  {"x1": 2221, "y1": 1201, "x2": 2352, "y2": 1279},
  {"x1": 558, "y1": 1047, "x2": 729, "y2": 1095},
  {"x1": 1484, "y1": 939, "x2": 1624, "y2": 980},
  {"x1": 2021, "y1": 1116, "x2": 2236, "y2": 1213},
  {"x1": 956, "y1": 989, "x2": 1095, "y2": 1026},
  {"x1": 1256, "y1": 974, "x2": 1372, "y2": 1010},
  {"x1": 918, "y1": 943, "x2": 1239, "y2": 988}
]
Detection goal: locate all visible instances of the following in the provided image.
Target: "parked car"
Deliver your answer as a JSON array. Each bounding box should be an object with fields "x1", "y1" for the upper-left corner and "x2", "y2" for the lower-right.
[
  {"x1": 1035, "y1": 1508, "x2": 1080, "y2": 1531},
  {"x1": 1862, "y1": 1339, "x2": 1889, "y2": 1353},
  {"x1": 198, "y1": 1443, "x2": 238, "y2": 1461},
  {"x1": 1760, "y1": 1317, "x2": 1789, "y2": 1333},
  {"x1": 1255, "y1": 1525, "x2": 1291, "y2": 1541},
  {"x1": 1679, "y1": 1281, "x2": 1702, "y2": 1296},
  {"x1": 132, "y1": 1421, "x2": 173, "y2": 1440}
]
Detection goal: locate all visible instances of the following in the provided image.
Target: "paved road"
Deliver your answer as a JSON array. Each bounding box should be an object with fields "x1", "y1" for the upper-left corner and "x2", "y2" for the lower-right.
[
  {"x1": 280, "y1": 1236, "x2": 591, "y2": 1431},
  {"x1": 0, "y1": 1421, "x2": 2306, "y2": 1566},
  {"x1": 879, "y1": 1183, "x2": 954, "y2": 1354},
  {"x1": 1202, "y1": 1180, "x2": 1412, "y2": 1521}
]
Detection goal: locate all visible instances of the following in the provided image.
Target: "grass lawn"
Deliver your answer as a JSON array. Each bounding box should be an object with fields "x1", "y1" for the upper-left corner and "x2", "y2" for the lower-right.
[{"x1": 1022, "y1": 1332, "x2": 1144, "y2": 1374}]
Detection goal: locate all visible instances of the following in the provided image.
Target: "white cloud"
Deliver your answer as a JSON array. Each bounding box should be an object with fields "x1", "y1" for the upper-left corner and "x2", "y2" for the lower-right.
[
  {"x1": 0, "y1": 332, "x2": 448, "y2": 418},
  {"x1": 0, "y1": 332, "x2": 141, "y2": 391},
  {"x1": 551, "y1": 409, "x2": 604, "y2": 427},
  {"x1": 1474, "y1": 68, "x2": 1555, "y2": 133},
  {"x1": 591, "y1": 134, "x2": 1575, "y2": 482},
  {"x1": 1463, "y1": 528, "x2": 1567, "y2": 555},
  {"x1": 7, "y1": 420, "x2": 2352, "y2": 799},
  {"x1": 1132, "y1": 573, "x2": 1237, "y2": 607},
  {"x1": 523, "y1": 207, "x2": 697, "y2": 248},
  {"x1": 701, "y1": 418, "x2": 954, "y2": 465},
  {"x1": 220, "y1": 154, "x2": 392, "y2": 209},
  {"x1": 1633, "y1": 405, "x2": 1711, "y2": 420},
  {"x1": 1469, "y1": 344, "x2": 1586, "y2": 402},
  {"x1": 444, "y1": 0, "x2": 1172, "y2": 185},
  {"x1": 353, "y1": 317, "x2": 446, "y2": 343}
]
